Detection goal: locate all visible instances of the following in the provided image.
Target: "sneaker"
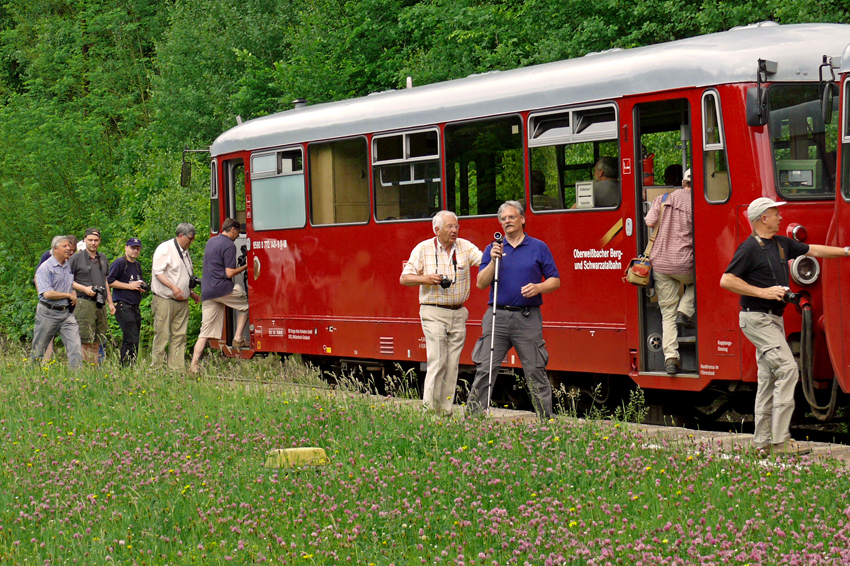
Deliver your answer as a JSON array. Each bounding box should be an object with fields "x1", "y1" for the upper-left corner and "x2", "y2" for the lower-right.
[
  {"x1": 676, "y1": 312, "x2": 696, "y2": 329},
  {"x1": 770, "y1": 441, "x2": 812, "y2": 456},
  {"x1": 664, "y1": 358, "x2": 680, "y2": 375},
  {"x1": 231, "y1": 338, "x2": 248, "y2": 349}
]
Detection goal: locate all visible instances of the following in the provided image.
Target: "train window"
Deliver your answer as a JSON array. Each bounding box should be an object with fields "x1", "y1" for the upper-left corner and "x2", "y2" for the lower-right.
[
  {"x1": 210, "y1": 159, "x2": 219, "y2": 234},
  {"x1": 309, "y1": 138, "x2": 369, "y2": 225},
  {"x1": 445, "y1": 116, "x2": 524, "y2": 216},
  {"x1": 250, "y1": 148, "x2": 305, "y2": 230},
  {"x1": 373, "y1": 129, "x2": 441, "y2": 221},
  {"x1": 528, "y1": 105, "x2": 619, "y2": 211},
  {"x1": 702, "y1": 91, "x2": 731, "y2": 203},
  {"x1": 768, "y1": 84, "x2": 837, "y2": 200}
]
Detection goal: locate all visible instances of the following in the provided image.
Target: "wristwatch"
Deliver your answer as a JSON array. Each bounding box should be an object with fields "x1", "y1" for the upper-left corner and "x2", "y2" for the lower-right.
[{"x1": 845, "y1": 246, "x2": 850, "y2": 257}]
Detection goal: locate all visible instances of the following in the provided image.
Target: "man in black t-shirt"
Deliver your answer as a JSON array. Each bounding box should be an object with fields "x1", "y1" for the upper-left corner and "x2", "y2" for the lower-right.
[
  {"x1": 108, "y1": 238, "x2": 148, "y2": 366},
  {"x1": 720, "y1": 197, "x2": 850, "y2": 456}
]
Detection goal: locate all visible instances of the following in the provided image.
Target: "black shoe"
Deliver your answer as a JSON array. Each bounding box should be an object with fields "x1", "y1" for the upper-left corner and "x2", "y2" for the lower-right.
[
  {"x1": 665, "y1": 358, "x2": 680, "y2": 375},
  {"x1": 676, "y1": 312, "x2": 695, "y2": 329}
]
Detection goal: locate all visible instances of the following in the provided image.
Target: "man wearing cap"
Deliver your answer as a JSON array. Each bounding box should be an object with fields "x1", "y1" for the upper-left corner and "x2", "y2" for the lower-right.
[
  {"x1": 69, "y1": 227, "x2": 115, "y2": 365},
  {"x1": 151, "y1": 222, "x2": 200, "y2": 372},
  {"x1": 31, "y1": 235, "x2": 83, "y2": 369},
  {"x1": 400, "y1": 210, "x2": 483, "y2": 414},
  {"x1": 721, "y1": 197, "x2": 850, "y2": 456},
  {"x1": 108, "y1": 238, "x2": 148, "y2": 366},
  {"x1": 645, "y1": 168, "x2": 695, "y2": 375},
  {"x1": 189, "y1": 218, "x2": 250, "y2": 374}
]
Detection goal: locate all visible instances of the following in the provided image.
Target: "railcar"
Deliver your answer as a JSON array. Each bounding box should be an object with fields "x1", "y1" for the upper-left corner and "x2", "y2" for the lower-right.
[{"x1": 202, "y1": 22, "x2": 850, "y2": 420}]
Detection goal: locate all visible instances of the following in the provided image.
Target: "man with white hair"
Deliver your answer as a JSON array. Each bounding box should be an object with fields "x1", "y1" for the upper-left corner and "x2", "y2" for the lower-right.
[
  {"x1": 720, "y1": 197, "x2": 850, "y2": 456},
  {"x1": 31, "y1": 235, "x2": 82, "y2": 369},
  {"x1": 400, "y1": 211, "x2": 483, "y2": 414}
]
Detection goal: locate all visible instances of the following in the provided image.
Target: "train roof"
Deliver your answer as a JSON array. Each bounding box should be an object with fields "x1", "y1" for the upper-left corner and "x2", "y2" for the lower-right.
[{"x1": 211, "y1": 22, "x2": 850, "y2": 157}]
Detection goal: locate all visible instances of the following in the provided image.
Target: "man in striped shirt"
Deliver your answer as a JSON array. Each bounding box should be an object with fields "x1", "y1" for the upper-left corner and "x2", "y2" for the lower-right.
[{"x1": 400, "y1": 211, "x2": 483, "y2": 414}]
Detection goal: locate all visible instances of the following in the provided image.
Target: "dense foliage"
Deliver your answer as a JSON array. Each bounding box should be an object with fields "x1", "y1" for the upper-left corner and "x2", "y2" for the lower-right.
[{"x1": 1, "y1": 0, "x2": 848, "y2": 344}]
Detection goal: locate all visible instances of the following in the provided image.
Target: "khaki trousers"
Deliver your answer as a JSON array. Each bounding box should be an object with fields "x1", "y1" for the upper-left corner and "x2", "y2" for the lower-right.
[
  {"x1": 420, "y1": 305, "x2": 469, "y2": 414},
  {"x1": 653, "y1": 272, "x2": 695, "y2": 361},
  {"x1": 151, "y1": 295, "x2": 190, "y2": 371},
  {"x1": 739, "y1": 311, "x2": 797, "y2": 446}
]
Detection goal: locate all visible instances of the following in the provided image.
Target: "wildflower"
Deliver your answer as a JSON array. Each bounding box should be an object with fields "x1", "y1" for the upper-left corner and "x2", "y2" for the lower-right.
[
  {"x1": 569, "y1": 521, "x2": 578, "y2": 528},
  {"x1": 553, "y1": 436, "x2": 560, "y2": 442}
]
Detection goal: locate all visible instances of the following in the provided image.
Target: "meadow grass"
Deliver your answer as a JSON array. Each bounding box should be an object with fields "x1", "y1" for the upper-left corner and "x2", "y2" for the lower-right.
[{"x1": 2, "y1": 349, "x2": 850, "y2": 565}]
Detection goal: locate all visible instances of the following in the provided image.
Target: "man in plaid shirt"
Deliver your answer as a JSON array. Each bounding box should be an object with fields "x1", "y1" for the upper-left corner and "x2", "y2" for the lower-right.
[
  {"x1": 400, "y1": 211, "x2": 483, "y2": 414},
  {"x1": 645, "y1": 169, "x2": 695, "y2": 375}
]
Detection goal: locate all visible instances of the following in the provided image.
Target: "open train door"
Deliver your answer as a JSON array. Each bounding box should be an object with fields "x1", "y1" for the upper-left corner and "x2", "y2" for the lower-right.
[
  {"x1": 221, "y1": 157, "x2": 252, "y2": 351},
  {"x1": 633, "y1": 97, "x2": 697, "y2": 376},
  {"x1": 822, "y1": 70, "x2": 850, "y2": 392}
]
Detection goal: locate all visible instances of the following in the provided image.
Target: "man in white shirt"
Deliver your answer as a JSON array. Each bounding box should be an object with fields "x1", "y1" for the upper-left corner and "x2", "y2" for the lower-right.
[{"x1": 150, "y1": 222, "x2": 200, "y2": 371}]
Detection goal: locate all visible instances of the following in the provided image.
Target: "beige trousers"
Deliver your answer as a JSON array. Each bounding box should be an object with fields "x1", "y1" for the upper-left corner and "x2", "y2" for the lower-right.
[
  {"x1": 653, "y1": 272, "x2": 695, "y2": 361},
  {"x1": 420, "y1": 305, "x2": 469, "y2": 414},
  {"x1": 151, "y1": 295, "x2": 190, "y2": 371},
  {"x1": 739, "y1": 311, "x2": 797, "y2": 446}
]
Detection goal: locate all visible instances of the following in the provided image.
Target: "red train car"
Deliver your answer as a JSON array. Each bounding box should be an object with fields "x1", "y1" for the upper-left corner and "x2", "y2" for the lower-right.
[{"x1": 204, "y1": 22, "x2": 850, "y2": 419}]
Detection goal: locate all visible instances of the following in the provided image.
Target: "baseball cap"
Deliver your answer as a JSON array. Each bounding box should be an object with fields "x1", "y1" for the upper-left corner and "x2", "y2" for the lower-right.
[
  {"x1": 84, "y1": 227, "x2": 101, "y2": 238},
  {"x1": 747, "y1": 197, "x2": 786, "y2": 222},
  {"x1": 76, "y1": 241, "x2": 86, "y2": 252},
  {"x1": 126, "y1": 238, "x2": 142, "y2": 247},
  {"x1": 683, "y1": 168, "x2": 692, "y2": 182}
]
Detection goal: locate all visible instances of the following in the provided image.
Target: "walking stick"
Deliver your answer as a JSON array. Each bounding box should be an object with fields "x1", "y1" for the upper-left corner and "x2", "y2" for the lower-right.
[{"x1": 486, "y1": 232, "x2": 503, "y2": 414}]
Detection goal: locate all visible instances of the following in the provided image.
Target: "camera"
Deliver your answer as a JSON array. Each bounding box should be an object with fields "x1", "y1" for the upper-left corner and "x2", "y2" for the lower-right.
[
  {"x1": 237, "y1": 245, "x2": 248, "y2": 268},
  {"x1": 439, "y1": 276, "x2": 453, "y2": 289},
  {"x1": 91, "y1": 285, "x2": 107, "y2": 308},
  {"x1": 189, "y1": 275, "x2": 201, "y2": 290},
  {"x1": 782, "y1": 289, "x2": 801, "y2": 306},
  {"x1": 139, "y1": 281, "x2": 150, "y2": 292}
]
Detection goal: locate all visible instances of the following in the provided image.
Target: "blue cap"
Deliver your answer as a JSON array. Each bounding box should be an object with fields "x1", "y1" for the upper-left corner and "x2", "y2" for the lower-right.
[{"x1": 126, "y1": 238, "x2": 142, "y2": 247}]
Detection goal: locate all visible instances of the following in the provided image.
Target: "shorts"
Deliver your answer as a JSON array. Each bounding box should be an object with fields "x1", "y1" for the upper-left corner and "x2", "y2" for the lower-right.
[
  {"x1": 75, "y1": 297, "x2": 108, "y2": 344},
  {"x1": 198, "y1": 284, "x2": 249, "y2": 340}
]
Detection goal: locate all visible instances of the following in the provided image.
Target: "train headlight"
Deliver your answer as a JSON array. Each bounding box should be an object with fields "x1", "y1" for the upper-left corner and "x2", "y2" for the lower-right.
[{"x1": 790, "y1": 256, "x2": 820, "y2": 286}]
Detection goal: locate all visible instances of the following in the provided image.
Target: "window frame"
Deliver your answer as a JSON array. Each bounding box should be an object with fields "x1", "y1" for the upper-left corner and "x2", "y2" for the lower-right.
[
  {"x1": 444, "y1": 113, "x2": 526, "y2": 218},
  {"x1": 527, "y1": 103, "x2": 620, "y2": 212},
  {"x1": 210, "y1": 158, "x2": 220, "y2": 234},
  {"x1": 702, "y1": 89, "x2": 731, "y2": 204},
  {"x1": 249, "y1": 146, "x2": 307, "y2": 232},
  {"x1": 307, "y1": 136, "x2": 371, "y2": 227}
]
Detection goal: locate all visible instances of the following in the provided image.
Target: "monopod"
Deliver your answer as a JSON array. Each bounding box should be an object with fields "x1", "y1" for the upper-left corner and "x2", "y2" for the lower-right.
[{"x1": 485, "y1": 232, "x2": 503, "y2": 414}]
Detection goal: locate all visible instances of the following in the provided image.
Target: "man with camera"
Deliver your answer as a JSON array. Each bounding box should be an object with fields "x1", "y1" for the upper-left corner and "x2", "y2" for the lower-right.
[
  {"x1": 69, "y1": 227, "x2": 115, "y2": 365},
  {"x1": 466, "y1": 201, "x2": 560, "y2": 420},
  {"x1": 720, "y1": 197, "x2": 850, "y2": 456},
  {"x1": 108, "y1": 238, "x2": 149, "y2": 366},
  {"x1": 189, "y1": 218, "x2": 249, "y2": 374},
  {"x1": 151, "y1": 222, "x2": 200, "y2": 372},
  {"x1": 31, "y1": 235, "x2": 83, "y2": 369},
  {"x1": 400, "y1": 211, "x2": 483, "y2": 414}
]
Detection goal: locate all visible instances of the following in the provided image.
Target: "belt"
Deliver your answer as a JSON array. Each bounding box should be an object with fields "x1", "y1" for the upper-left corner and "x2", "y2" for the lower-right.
[
  {"x1": 742, "y1": 306, "x2": 784, "y2": 317},
  {"x1": 116, "y1": 301, "x2": 140, "y2": 309},
  {"x1": 422, "y1": 303, "x2": 464, "y2": 310},
  {"x1": 39, "y1": 301, "x2": 69, "y2": 312},
  {"x1": 495, "y1": 305, "x2": 536, "y2": 311}
]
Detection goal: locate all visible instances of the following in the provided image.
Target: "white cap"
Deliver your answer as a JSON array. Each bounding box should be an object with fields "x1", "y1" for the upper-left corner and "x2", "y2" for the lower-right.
[
  {"x1": 76, "y1": 241, "x2": 85, "y2": 252},
  {"x1": 683, "y1": 168, "x2": 691, "y2": 182},
  {"x1": 747, "y1": 197, "x2": 786, "y2": 222}
]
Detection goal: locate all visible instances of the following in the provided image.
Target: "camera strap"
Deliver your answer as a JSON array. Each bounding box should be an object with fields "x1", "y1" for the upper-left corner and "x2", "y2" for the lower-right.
[
  {"x1": 174, "y1": 238, "x2": 194, "y2": 275},
  {"x1": 434, "y1": 238, "x2": 457, "y2": 284},
  {"x1": 752, "y1": 234, "x2": 788, "y2": 286}
]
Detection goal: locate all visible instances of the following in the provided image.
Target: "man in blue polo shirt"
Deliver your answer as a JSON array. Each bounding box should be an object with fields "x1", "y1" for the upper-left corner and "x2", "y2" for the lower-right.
[{"x1": 466, "y1": 200, "x2": 560, "y2": 419}]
